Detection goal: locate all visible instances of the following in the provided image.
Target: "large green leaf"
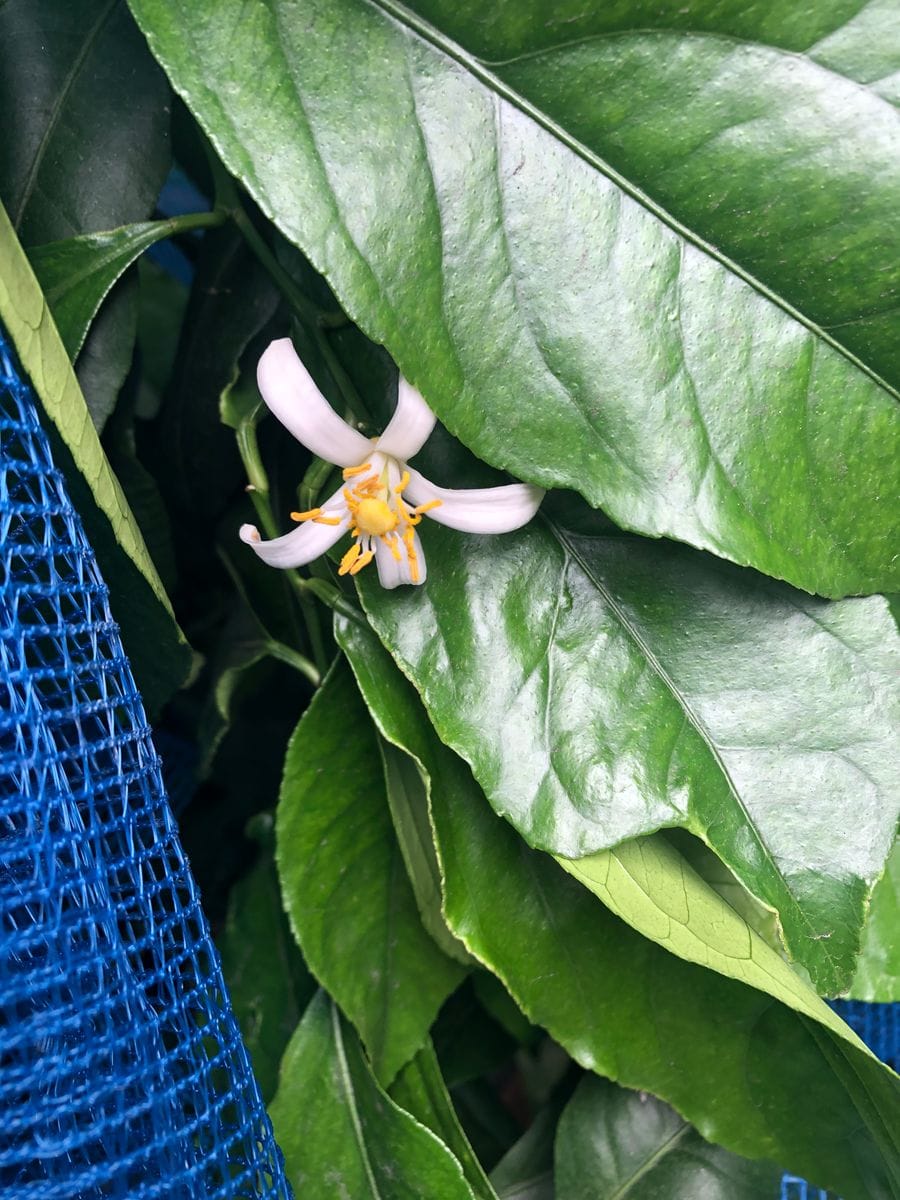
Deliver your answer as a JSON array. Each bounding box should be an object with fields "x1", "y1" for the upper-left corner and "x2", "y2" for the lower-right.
[
  {"x1": 407, "y1": 0, "x2": 900, "y2": 390},
  {"x1": 276, "y1": 660, "x2": 465, "y2": 1084},
  {"x1": 0, "y1": 0, "x2": 170, "y2": 246},
  {"x1": 269, "y1": 990, "x2": 478, "y2": 1199},
  {"x1": 27, "y1": 214, "x2": 222, "y2": 361},
  {"x1": 356, "y1": 518, "x2": 898, "y2": 995},
  {"x1": 128, "y1": 0, "x2": 899, "y2": 597},
  {"x1": 0, "y1": 201, "x2": 190, "y2": 713},
  {"x1": 554, "y1": 1075, "x2": 781, "y2": 1199},
  {"x1": 849, "y1": 841, "x2": 900, "y2": 1002},
  {"x1": 336, "y1": 618, "x2": 900, "y2": 1200}
]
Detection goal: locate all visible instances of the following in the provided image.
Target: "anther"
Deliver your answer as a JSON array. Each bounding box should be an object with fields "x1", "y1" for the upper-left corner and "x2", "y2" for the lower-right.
[
  {"x1": 338, "y1": 543, "x2": 361, "y2": 575},
  {"x1": 349, "y1": 549, "x2": 375, "y2": 575},
  {"x1": 290, "y1": 507, "x2": 321, "y2": 522},
  {"x1": 342, "y1": 462, "x2": 372, "y2": 479}
]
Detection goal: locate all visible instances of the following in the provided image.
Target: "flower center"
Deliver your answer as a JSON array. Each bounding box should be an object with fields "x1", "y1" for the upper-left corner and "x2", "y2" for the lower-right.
[{"x1": 355, "y1": 497, "x2": 398, "y2": 537}]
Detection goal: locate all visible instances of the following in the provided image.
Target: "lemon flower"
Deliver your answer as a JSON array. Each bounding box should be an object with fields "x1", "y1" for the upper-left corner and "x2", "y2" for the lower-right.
[{"x1": 240, "y1": 339, "x2": 544, "y2": 588}]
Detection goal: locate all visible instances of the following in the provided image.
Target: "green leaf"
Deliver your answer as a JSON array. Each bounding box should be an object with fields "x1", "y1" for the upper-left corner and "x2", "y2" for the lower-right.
[
  {"x1": 276, "y1": 660, "x2": 465, "y2": 1084},
  {"x1": 379, "y1": 738, "x2": 475, "y2": 966},
  {"x1": 27, "y1": 213, "x2": 222, "y2": 361},
  {"x1": 75, "y1": 272, "x2": 139, "y2": 432},
  {"x1": 269, "y1": 990, "x2": 479, "y2": 1199},
  {"x1": 489, "y1": 1102, "x2": 559, "y2": 1200},
  {"x1": 554, "y1": 1075, "x2": 782, "y2": 1199},
  {"x1": 0, "y1": 200, "x2": 191, "y2": 714},
  {"x1": 357, "y1": 520, "x2": 898, "y2": 995},
  {"x1": 127, "y1": 0, "x2": 899, "y2": 596},
  {"x1": 336, "y1": 617, "x2": 900, "y2": 1200},
  {"x1": 849, "y1": 840, "x2": 900, "y2": 1002},
  {"x1": 0, "y1": 0, "x2": 170, "y2": 245},
  {"x1": 390, "y1": 1039, "x2": 499, "y2": 1200},
  {"x1": 216, "y1": 816, "x2": 314, "y2": 1102}
]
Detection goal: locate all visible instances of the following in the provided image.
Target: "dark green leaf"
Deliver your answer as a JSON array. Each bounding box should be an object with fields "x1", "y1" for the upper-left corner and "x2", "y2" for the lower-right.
[
  {"x1": 555, "y1": 1075, "x2": 781, "y2": 1199},
  {"x1": 0, "y1": 0, "x2": 169, "y2": 245},
  {"x1": 74, "y1": 272, "x2": 139, "y2": 431},
  {"x1": 216, "y1": 816, "x2": 314, "y2": 1102},
  {"x1": 269, "y1": 990, "x2": 478, "y2": 1199},
  {"x1": 276, "y1": 661, "x2": 465, "y2": 1084},
  {"x1": 849, "y1": 841, "x2": 900, "y2": 1003},
  {"x1": 127, "y1": 0, "x2": 899, "y2": 596},
  {"x1": 336, "y1": 616, "x2": 900, "y2": 1200},
  {"x1": 357, "y1": 522, "x2": 898, "y2": 994},
  {"x1": 489, "y1": 1102, "x2": 560, "y2": 1200},
  {"x1": 28, "y1": 213, "x2": 221, "y2": 360},
  {"x1": 0, "y1": 201, "x2": 191, "y2": 713},
  {"x1": 390, "y1": 1039, "x2": 498, "y2": 1200}
]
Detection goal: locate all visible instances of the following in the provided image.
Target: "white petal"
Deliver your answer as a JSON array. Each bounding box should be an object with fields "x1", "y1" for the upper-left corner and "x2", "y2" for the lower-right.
[
  {"x1": 257, "y1": 338, "x2": 372, "y2": 467},
  {"x1": 403, "y1": 468, "x2": 544, "y2": 534},
  {"x1": 374, "y1": 530, "x2": 427, "y2": 588},
  {"x1": 375, "y1": 377, "x2": 436, "y2": 461},
  {"x1": 239, "y1": 488, "x2": 349, "y2": 569}
]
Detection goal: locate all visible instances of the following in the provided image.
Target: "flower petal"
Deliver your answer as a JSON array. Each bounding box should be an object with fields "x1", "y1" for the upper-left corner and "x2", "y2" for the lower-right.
[
  {"x1": 374, "y1": 529, "x2": 427, "y2": 588},
  {"x1": 257, "y1": 338, "x2": 372, "y2": 467},
  {"x1": 404, "y1": 468, "x2": 545, "y2": 534},
  {"x1": 240, "y1": 487, "x2": 349, "y2": 568},
  {"x1": 375, "y1": 377, "x2": 436, "y2": 461}
]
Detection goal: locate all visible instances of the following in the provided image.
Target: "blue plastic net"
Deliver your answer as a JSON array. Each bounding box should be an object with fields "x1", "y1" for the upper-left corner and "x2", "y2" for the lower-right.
[{"x1": 0, "y1": 323, "x2": 290, "y2": 1197}]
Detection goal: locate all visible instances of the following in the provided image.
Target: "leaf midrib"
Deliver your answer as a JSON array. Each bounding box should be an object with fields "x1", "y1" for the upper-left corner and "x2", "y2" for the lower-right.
[
  {"x1": 605, "y1": 1119, "x2": 693, "y2": 1200},
  {"x1": 332, "y1": 1003, "x2": 385, "y2": 1199},
  {"x1": 365, "y1": 0, "x2": 899, "y2": 402},
  {"x1": 549, "y1": 521, "x2": 839, "y2": 977},
  {"x1": 14, "y1": 0, "x2": 120, "y2": 232}
]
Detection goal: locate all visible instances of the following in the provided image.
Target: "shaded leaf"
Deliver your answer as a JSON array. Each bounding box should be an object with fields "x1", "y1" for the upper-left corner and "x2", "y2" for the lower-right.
[
  {"x1": 27, "y1": 213, "x2": 221, "y2": 360},
  {"x1": 0, "y1": 201, "x2": 190, "y2": 713},
  {"x1": 390, "y1": 1039, "x2": 498, "y2": 1200},
  {"x1": 0, "y1": 0, "x2": 170, "y2": 246},
  {"x1": 276, "y1": 660, "x2": 465, "y2": 1084},
  {"x1": 269, "y1": 990, "x2": 478, "y2": 1199},
  {"x1": 216, "y1": 816, "x2": 314, "y2": 1102},
  {"x1": 128, "y1": 0, "x2": 899, "y2": 596},
  {"x1": 336, "y1": 616, "x2": 900, "y2": 1200},
  {"x1": 358, "y1": 520, "x2": 898, "y2": 994},
  {"x1": 555, "y1": 1075, "x2": 781, "y2": 1199}
]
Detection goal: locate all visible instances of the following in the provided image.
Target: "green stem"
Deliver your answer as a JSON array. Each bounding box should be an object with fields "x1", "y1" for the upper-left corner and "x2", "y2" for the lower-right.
[{"x1": 266, "y1": 641, "x2": 321, "y2": 687}]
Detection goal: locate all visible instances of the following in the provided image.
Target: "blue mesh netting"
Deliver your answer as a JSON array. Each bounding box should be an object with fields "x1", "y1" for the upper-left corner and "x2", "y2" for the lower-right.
[{"x1": 0, "y1": 323, "x2": 290, "y2": 1197}]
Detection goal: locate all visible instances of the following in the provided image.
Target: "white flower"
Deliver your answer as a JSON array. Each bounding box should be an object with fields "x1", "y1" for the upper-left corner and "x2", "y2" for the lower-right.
[{"x1": 239, "y1": 339, "x2": 544, "y2": 588}]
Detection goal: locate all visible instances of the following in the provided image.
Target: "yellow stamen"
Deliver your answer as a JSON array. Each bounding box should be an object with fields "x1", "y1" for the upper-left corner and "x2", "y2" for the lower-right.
[
  {"x1": 313, "y1": 515, "x2": 342, "y2": 525},
  {"x1": 342, "y1": 462, "x2": 372, "y2": 479},
  {"x1": 338, "y1": 543, "x2": 362, "y2": 576},
  {"x1": 384, "y1": 534, "x2": 402, "y2": 561},
  {"x1": 412, "y1": 499, "x2": 442, "y2": 516},
  {"x1": 290, "y1": 507, "x2": 321, "y2": 522},
  {"x1": 349, "y1": 548, "x2": 375, "y2": 575},
  {"x1": 397, "y1": 470, "x2": 410, "y2": 492}
]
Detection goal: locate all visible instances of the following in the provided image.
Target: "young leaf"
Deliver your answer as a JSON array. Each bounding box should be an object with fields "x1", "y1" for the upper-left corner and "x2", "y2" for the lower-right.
[
  {"x1": 269, "y1": 990, "x2": 479, "y2": 1199},
  {"x1": 0, "y1": 0, "x2": 170, "y2": 245},
  {"x1": 127, "y1": 0, "x2": 899, "y2": 596},
  {"x1": 0, "y1": 201, "x2": 191, "y2": 713},
  {"x1": 554, "y1": 1075, "x2": 782, "y2": 1199},
  {"x1": 357, "y1": 523, "x2": 898, "y2": 995},
  {"x1": 276, "y1": 661, "x2": 465, "y2": 1084},
  {"x1": 336, "y1": 617, "x2": 900, "y2": 1200},
  {"x1": 27, "y1": 214, "x2": 222, "y2": 361},
  {"x1": 848, "y1": 842, "x2": 900, "y2": 1003}
]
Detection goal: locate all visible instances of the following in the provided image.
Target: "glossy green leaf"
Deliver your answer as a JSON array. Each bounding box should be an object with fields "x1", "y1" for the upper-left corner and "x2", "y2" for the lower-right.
[
  {"x1": 849, "y1": 841, "x2": 900, "y2": 1002},
  {"x1": 357, "y1": 520, "x2": 898, "y2": 994},
  {"x1": 75, "y1": 273, "x2": 139, "y2": 432},
  {"x1": 379, "y1": 738, "x2": 474, "y2": 966},
  {"x1": 269, "y1": 990, "x2": 478, "y2": 1199},
  {"x1": 0, "y1": 0, "x2": 170, "y2": 246},
  {"x1": 489, "y1": 1103, "x2": 559, "y2": 1200},
  {"x1": 128, "y1": 0, "x2": 899, "y2": 596},
  {"x1": 27, "y1": 213, "x2": 222, "y2": 361},
  {"x1": 276, "y1": 661, "x2": 465, "y2": 1084},
  {"x1": 390, "y1": 1039, "x2": 498, "y2": 1200},
  {"x1": 408, "y1": 0, "x2": 900, "y2": 391},
  {"x1": 555, "y1": 1075, "x2": 781, "y2": 1199},
  {"x1": 0, "y1": 201, "x2": 190, "y2": 714},
  {"x1": 336, "y1": 617, "x2": 900, "y2": 1200},
  {"x1": 216, "y1": 816, "x2": 314, "y2": 1102}
]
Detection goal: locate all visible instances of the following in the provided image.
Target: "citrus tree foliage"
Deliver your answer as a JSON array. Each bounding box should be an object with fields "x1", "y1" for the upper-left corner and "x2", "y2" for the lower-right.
[{"x1": 1, "y1": 0, "x2": 897, "y2": 1196}]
